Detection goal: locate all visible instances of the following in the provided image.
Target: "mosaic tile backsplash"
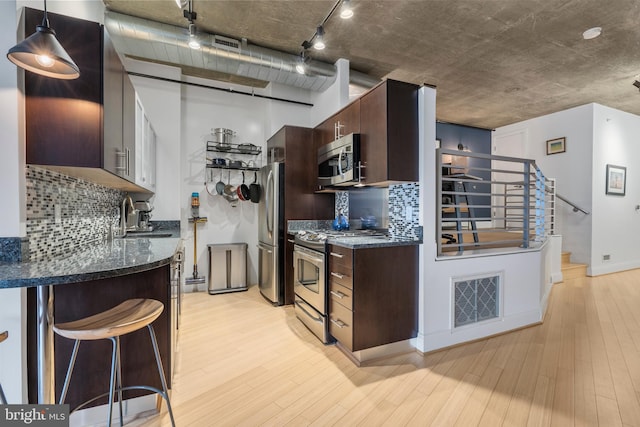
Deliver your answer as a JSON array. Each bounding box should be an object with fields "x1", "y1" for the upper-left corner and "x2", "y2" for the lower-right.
[
  {"x1": 26, "y1": 166, "x2": 123, "y2": 261},
  {"x1": 388, "y1": 183, "x2": 421, "y2": 240}
]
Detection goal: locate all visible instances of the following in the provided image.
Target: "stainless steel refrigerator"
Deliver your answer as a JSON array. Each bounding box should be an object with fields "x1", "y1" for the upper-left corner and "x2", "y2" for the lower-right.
[{"x1": 258, "y1": 162, "x2": 284, "y2": 305}]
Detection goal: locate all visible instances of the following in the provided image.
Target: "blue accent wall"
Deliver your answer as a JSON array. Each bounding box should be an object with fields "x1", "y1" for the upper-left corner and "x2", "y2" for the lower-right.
[{"x1": 436, "y1": 122, "x2": 492, "y2": 220}]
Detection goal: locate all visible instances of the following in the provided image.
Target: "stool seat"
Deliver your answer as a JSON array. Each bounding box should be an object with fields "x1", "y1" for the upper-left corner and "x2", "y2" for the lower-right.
[
  {"x1": 53, "y1": 299, "x2": 163, "y2": 341},
  {"x1": 0, "y1": 330, "x2": 7, "y2": 344}
]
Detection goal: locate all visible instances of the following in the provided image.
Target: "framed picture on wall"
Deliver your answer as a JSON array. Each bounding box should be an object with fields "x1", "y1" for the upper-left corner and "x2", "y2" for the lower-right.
[
  {"x1": 606, "y1": 164, "x2": 626, "y2": 196},
  {"x1": 546, "y1": 137, "x2": 566, "y2": 155}
]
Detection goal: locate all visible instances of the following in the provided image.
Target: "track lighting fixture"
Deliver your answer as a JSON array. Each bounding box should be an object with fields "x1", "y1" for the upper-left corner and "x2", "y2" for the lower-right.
[
  {"x1": 313, "y1": 26, "x2": 326, "y2": 50},
  {"x1": 6, "y1": 0, "x2": 79, "y2": 79},
  {"x1": 296, "y1": 50, "x2": 309, "y2": 75},
  {"x1": 340, "y1": 0, "x2": 354, "y2": 19},
  {"x1": 175, "y1": 0, "x2": 188, "y2": 8},
  {"x1": 188, "y1": 23, "x2": 200, "y2": 49}
]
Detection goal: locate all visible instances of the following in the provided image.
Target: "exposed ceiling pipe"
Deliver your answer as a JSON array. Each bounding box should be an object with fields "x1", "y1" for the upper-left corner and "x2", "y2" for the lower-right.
[{"x1": 104, "y1": 11, "x2": 379, "y2": 92}]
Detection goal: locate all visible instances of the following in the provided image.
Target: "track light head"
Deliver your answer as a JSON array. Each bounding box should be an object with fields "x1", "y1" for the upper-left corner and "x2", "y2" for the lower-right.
[
  {"x1": 313, "y1": 26, "x2": 325, "y2": 50},
  {"x1": 340, "y1": 0, "x2": 354, "y2": 19},
  {"x1": 188, "y1": 23, "x2": 200, "y2": 49}
]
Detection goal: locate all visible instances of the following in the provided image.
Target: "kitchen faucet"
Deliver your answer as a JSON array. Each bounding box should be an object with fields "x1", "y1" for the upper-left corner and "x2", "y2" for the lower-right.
[{"x1": 117, "y1": 193, "x2": 136, "y2": 237}]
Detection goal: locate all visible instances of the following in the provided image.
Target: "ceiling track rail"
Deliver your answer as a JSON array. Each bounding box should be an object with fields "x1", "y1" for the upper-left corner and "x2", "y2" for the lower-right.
[{"x1": 127, "y1": 71, "x2": 314, "y2": 107}]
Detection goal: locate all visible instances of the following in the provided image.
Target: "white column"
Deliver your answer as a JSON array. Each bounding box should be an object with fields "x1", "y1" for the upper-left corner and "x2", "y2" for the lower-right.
[{"x1": 0, "y1": 0, "x2": 28, "y2": 404}]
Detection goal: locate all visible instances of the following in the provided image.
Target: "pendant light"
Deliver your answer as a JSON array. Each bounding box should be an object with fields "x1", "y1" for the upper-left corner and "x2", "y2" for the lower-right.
[
  {"x1": 340, "y1": 0, "x2": 354, "y2": 19},
  {"x1": 6, "y1": 0, "x2": 80, "y2": 80}
]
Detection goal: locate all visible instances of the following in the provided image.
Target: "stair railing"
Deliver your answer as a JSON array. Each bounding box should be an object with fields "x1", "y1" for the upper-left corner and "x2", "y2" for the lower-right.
[
  {"x1": 437, "y1": 148, "x2": 556, "y2": 256},
  {"x1": 555, "y1": 193, "x2": 590, "y2": 215}
]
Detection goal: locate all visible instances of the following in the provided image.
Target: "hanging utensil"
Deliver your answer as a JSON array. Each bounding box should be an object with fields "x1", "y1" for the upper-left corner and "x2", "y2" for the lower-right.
[{"x1": 215, "y1": 168, "x2": 225, "y2": 195}]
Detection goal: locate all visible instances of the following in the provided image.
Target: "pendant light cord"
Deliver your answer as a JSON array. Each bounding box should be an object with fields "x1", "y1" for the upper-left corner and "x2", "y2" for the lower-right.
[{"x1": 42, "y1": 0, "x2": 50, "y2": 28}]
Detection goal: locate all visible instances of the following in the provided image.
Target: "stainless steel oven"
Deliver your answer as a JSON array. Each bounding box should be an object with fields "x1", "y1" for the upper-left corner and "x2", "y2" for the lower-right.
[{"x1": 293, "y1": 242, "x2": 331, "y2": 343}]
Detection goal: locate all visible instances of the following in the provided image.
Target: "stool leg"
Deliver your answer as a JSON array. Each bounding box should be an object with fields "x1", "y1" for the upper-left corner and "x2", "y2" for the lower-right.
[
  {"x1": 115, "y1": 336, "x2": 124, "y2": 427},
  {"x1": 59, "y1": 340, "x2": 81, "y2": 405},
  {"x1": 0, "y1": 382, "x2": 7, "y2": 404},
  {"x1": 107, "y1": 337, "x2": 118, "y2": 427},
  {"x1": 147, "y1": 324, "x2": 176, "y2": 427}
]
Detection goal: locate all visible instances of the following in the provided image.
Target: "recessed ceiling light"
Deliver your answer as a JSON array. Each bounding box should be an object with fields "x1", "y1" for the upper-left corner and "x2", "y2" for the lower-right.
[{"x1": 582, "y1": 27, "x2": 602, "y2": 40}]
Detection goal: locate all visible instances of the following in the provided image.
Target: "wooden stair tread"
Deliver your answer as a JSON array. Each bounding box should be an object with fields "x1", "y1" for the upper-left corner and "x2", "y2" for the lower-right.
[
  {"x1": 53, "y1": 299, "x2": 164, "y2": 341},
  {"x1": 562, "y1": 262, "x2": 587, "y2": 270}
]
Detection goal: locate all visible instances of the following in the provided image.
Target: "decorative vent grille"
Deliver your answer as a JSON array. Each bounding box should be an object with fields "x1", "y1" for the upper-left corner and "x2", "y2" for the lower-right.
[
  {"x1": 454, "y1": 275, "x2": 500, "y2": 327},
  {"x1": 213, "y1": 35, "x2": 241, "y2": 52}
]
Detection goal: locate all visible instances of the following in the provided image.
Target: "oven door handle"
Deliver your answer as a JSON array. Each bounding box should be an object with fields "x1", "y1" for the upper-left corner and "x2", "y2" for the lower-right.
[
  {"x1": 337, "y1": 146, "x2": 345, "y2": 177},
  {"x1": 294, "y1": 248, "x2": 324, "y2": 266},
  {"x1": 294, "y1": 299, "x2": 323, "y2": 323}
]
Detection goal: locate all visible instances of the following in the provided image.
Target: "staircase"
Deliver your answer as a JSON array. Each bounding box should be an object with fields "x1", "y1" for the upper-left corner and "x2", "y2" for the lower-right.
[{"x1": 561, "y1": 252, "x2": 587, "y2": 280}]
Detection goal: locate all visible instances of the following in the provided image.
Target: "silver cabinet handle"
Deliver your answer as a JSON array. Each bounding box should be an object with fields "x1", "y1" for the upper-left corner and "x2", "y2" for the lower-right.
[
  {"x1": 330, "y1": 272, "x2": 344, "y2": 279},
  {"x1": 330, "y1": 318, "x2": 347, "y2": 328},
  {"x1": 287, "y1": 239, "x2": 295, "y2": 243},
  {"x1": 330, "y1": 252, "x2": 344, "y2": 258},
  {"x1": 330, "y1": 290, "x2": 346, "y2": 299}
]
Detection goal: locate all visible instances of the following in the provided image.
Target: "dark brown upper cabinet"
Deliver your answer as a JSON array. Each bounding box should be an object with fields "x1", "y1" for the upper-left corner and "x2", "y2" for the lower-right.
[
  {"x1": 22, "y1": 7, "x2": 147, "y2": 192},
  {"x1": 313, "y1": 100, "x2": 361, "y2": 149},
  {"x1": 359, "y1": 79, "x2": 419, "y2": 186}
]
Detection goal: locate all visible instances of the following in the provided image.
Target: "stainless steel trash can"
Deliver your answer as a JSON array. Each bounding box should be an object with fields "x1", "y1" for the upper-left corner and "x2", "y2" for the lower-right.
[{"x1": 207, "y1": 243, "x2": 248, "y2": 294}]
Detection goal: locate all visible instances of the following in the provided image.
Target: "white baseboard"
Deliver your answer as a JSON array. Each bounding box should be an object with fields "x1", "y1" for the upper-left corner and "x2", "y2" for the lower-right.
[{"x1": 417, "y1": 309, "x2": 542, "y2": 353}]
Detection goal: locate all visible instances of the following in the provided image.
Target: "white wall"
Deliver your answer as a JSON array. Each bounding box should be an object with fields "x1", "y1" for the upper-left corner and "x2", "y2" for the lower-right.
[
  {"x1": 1, "y1": 0, "x2": 27, "y2": 403},
  {"x1": 493, "y1": 104, "x2": 594, "y2": 265},
  {"x1": 417, "y1": 87, "x2": 549, "y2": 353},
  {"x1": 310, "y1": 58, "x2": 351, "y2": 127},
  {"x1": 179, "y1": 76, "x2": 317, "y2": 289},
  {"x1": 125, "y1": 59, "x2": 182, "y2": 221},
  {"x1": 17, "y1": 0, "x2": 104, "y2": 23},
  {"x1": 591, "y1": 104, "x2": 640, "y2": 275}
]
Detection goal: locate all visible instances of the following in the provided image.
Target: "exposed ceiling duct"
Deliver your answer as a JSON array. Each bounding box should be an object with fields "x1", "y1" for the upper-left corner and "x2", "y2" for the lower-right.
[{"x1": 104, "y1": 11, "x2": 379, "y2": 93}]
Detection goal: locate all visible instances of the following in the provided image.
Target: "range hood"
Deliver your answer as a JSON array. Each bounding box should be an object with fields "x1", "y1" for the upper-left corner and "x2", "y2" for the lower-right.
[{"x1": 104, "y1": 11, "x2": 379, "y2": 92}]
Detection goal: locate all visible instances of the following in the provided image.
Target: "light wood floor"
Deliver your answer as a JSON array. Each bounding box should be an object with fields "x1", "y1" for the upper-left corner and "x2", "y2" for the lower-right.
[{"x1": 132, "y1": 269, "x2": 640, "y2": 426}]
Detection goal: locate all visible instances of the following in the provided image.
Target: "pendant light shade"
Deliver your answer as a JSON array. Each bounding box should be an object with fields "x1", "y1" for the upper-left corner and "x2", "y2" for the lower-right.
[{"x1": 7, "y1": 3, "x2": 80, "y2": 80}]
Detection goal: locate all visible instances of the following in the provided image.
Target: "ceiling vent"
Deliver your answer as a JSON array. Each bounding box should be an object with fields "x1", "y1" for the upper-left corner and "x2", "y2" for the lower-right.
[{"x1": 213, "y1": 35, "x2": 241, "y2": 53}]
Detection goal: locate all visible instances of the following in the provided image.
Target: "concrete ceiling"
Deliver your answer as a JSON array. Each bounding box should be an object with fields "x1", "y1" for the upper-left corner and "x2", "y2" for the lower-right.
[{"x1": 102, "y1": 0, "x2": 640, "y2": 129}]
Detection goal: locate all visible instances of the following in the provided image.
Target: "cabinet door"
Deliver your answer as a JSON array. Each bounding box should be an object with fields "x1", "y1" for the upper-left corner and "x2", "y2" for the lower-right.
[
  {"x1": 24, "y1": 8, "x2": 102, "y2": 168},
  {"x1": 102, "y1": 29, "x2": 124, "y2": 176},
  {"x1": 360, "y1": 80, "x2": 419, "y2": 185},
  {"x1": 119, "y1": 73, "x2": 136, "y2": 181},
  {"x1": 313, "y1": 100, "x2": 361, "y2": 150}
]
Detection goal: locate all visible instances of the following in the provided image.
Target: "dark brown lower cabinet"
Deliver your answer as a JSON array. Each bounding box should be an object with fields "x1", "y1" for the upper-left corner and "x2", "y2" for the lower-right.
[
  {"x1": 328, "y1": 244, "x2": 418, "y2": 353},
  {"x1": 27, "y1": 265, "x2": 171, "y2": 408}
]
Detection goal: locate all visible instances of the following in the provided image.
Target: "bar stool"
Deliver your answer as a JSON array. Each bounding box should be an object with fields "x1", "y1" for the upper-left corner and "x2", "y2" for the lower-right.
[
  {"x1": 53, "y1": 299, "x2": 175, "y2": 426},
  {"x1": 0, "y1": 330, "x2": 7, "y2": 404}
]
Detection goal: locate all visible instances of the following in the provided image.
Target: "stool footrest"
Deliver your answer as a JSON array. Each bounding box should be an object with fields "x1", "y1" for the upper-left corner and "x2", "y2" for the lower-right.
[{"x1": 71, "y1": 385, "x2": 171, "y2": 414}]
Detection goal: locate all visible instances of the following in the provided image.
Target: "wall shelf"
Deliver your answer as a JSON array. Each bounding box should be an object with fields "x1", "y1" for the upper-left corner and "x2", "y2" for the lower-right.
[{"x1": 206, "y1": 141, "x2": 262, "y2": 156}]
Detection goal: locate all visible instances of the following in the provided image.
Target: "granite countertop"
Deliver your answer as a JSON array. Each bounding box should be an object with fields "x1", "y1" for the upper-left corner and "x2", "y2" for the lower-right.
[
  {"x1": 0, "y1": 234, "x2": 182, "y2": 289},
  {"x1": 327, "y1": 235, "x2": 421, "y2": 249}
]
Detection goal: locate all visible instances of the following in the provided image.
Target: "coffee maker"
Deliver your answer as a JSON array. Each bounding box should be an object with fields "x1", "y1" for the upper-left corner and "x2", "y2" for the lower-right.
[{"x1": 134, "y1": 201, "x2": 153, "y2": 231}]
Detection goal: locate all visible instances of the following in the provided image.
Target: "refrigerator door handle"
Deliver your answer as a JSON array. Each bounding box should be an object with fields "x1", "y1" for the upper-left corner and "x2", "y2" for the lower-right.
[{"x1": 266, "y1": 170, "x2": 274, "y2": 237}]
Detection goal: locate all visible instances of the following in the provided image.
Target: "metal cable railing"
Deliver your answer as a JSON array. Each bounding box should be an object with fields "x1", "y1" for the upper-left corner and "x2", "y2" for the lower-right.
[{"x1": 437, "y1": 149, "x2": 555, "y2": 255}]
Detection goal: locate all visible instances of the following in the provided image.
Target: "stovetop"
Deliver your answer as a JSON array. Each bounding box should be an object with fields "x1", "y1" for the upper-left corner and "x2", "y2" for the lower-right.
[{"x1": 294, "y1": 229, "x2": 388, "y2": 251}]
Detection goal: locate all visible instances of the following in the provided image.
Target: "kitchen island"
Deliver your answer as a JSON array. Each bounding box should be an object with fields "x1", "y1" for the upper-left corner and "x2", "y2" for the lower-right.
[{"x1": 0, "y1": 233, "x2": 180, "y2": 413}]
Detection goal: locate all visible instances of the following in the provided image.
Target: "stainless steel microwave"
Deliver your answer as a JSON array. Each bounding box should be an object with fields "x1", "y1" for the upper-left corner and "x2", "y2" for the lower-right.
[{"x1": 317, "y1": 133, "x2": 361, "y2": 187}]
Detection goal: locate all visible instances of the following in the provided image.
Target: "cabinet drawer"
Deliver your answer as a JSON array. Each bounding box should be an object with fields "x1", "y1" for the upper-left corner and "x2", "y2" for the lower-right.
[
  {"x1": 328, "y1": 245, "x2": 353, "y2": 267},
  {"x1": 329, "y1": 263, "x2": 353, "y2": 289},
  {"x1": 329, "y1": 301, "x2": 353, "y2": 350},
  {"x1": 330, "y1": 282, "x2": 353, "y2": 310}
]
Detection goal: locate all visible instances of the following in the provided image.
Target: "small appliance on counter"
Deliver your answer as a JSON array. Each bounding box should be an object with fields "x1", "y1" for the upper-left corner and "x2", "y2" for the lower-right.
[{"x1": 134, "y1": 201, "x2": 154, "y2": 231}]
